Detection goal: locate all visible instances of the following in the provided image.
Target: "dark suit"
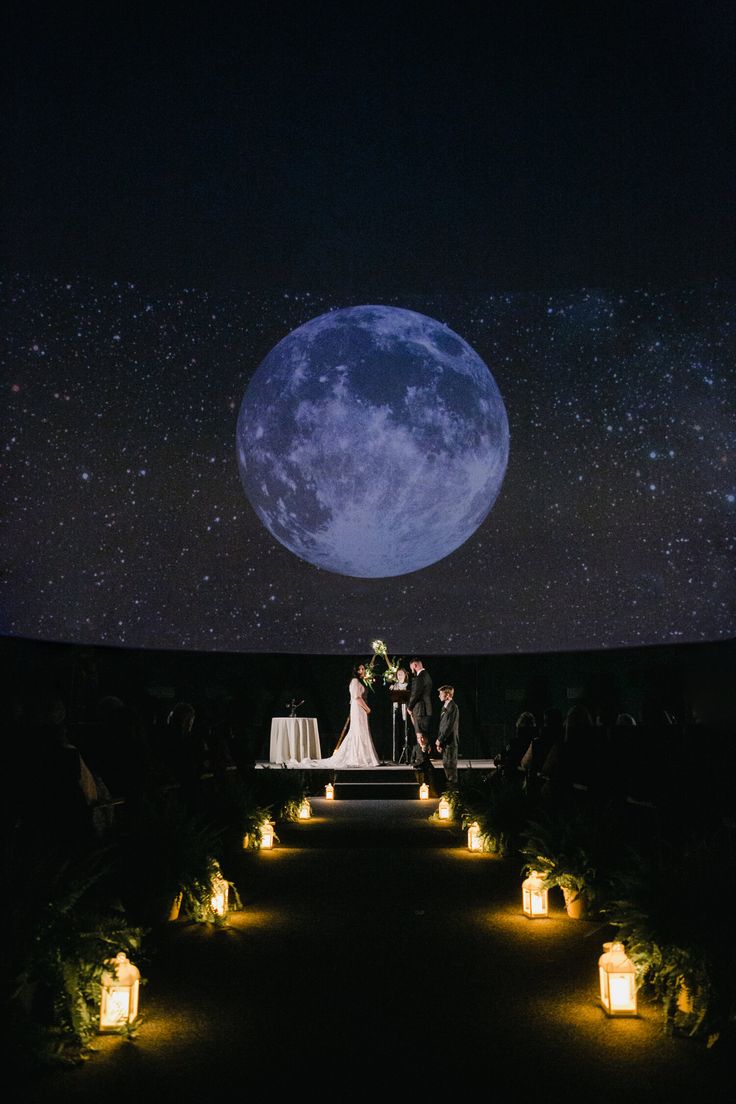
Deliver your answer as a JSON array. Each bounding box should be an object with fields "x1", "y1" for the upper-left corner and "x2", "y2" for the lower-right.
[
  {"x1": 408, "y1": 668, "x2": 432, "y2": 742},
  {"x1": 437, "y1": 699, "x2": 459, "y2": 785},
  {"x1": 410, "y1": 736, "x2": 440, "y2": 797}
]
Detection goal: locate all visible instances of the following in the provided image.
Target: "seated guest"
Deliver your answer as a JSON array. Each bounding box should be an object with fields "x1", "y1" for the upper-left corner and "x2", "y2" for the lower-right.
[
  {"x1": 498, "y1": 711, "x2": 537, "y2": 778},
  {"x1": 411, "y1": 731, "x2": 440, "y2": 796},
  {"x1": 541, "y1": 704, "x2": 594, "y2": 795},
  {"x1": 23, "y1": 690, "x2": 108, "y2": 850}
]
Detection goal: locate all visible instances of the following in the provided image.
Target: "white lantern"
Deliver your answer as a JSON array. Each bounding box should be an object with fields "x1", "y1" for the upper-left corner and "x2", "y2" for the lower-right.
[
  {"x1": 298, "y1": 798, "x2": 312, "y2": 820},
  {"x1": 522, "y1": 871, "x2": 549, "y2": 918},
  {"x1": 99, "y1": 952, "x2": 140, "y2": 1031},
  {"x1": 419, "y1": 782, "x2": 429, "y2": 800},
  {"x1": 467, "y1": 821, "x2": 483, "y2": 851},
  {"x1": 260, "y1": 819, "x2": 275, "y2": 849},
  {"x1": 438, "y1": 796, "x2": 451, "y2": 820},
  {"x1": 598, "y1": 941, "x2": 638, "y2": 1016},
  {"x1": 325, "y1": 782, "x2": 335, "y2": 799},
  {"x1": 210, "y1": 866, "x2": 229, "y2": 917}
]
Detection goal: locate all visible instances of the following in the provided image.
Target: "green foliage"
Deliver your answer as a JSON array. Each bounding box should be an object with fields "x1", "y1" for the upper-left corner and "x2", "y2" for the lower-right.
[
  {"x1": 114, "y1": 794, "x2": 227, "y2": 924},
  {"x1": 249, "y1": 768, "x2": 309, "y2": 821},
  {"x1": 602, "y1": 828, "x2": 736, "y2": 1045},
  {"x1": 519, "y1": 799, "x2": 616, "y2": 911},
  {"x1": 180, "y1": 856, "x2": 243, "y2": 924},
  {"x1": 3, "y1": 840, "x2": 144, "y2": 1069},
  {"x1": 455, "y1": 771, "x2": 531, "y2": 856}
]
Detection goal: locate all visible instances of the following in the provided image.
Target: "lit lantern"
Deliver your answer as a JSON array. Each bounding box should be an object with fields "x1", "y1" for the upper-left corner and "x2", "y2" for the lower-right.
[
  {"x1": 467, "y1": 821, "x2": 483, "y2": 851},
  {"x1": 260, "y1": 819, "x2": 276, "y2": 849},
  {"x1": 438, "y1": 796, "x2": 451, "y2": 820},
  {"x1": 99, "y1": 952, "x2": 140, "y2": 1031},
  {"x1": 325, "y1": 782, "x2": 335, "y2": 799},
  {"x1": 298, "y1": 798, "x2": 312, "y2": 820},
  {"x1": 210, "y1": 865, "x2": 229, "y2": 917},
  {"x1": 419, "y1": 782, "x2": 429, "y2": 800},
  {"x1": 598, "y1": 941, "x2": 638, "y2": 1016},
  {"x1": 521, "y1": 870, "x2": 549, "y2": 918}
]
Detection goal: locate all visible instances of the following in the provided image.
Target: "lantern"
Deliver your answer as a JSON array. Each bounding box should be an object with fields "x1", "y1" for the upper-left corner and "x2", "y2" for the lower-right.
[
  {"x1": 419, "y1": 782, "x2": 429, "y2": 800},
  {"x1": 260, "y1": 819, "x2": 276, "y2": 849},
  {"x1": 325, "y1": 782, "x2": 335, "y2": 799},
  {"x1": 210, "y1": 865, "x2": 229, "y2": 917},
  {"x1": 99, "y1": 952, "x2": 140, "y2": 1031},
  {"x1": 467, "y1": 821, "x2": 483, "y2": 851},
  {"x1": 438, "y1": 796, "x2": 451, "y2": 820},
  {"x1": 521, "y1": 871, "x2": 549, "y2": 918},
  {"x1": 598, "y1": 941, "x2": 638, "y2": 1016},
  {"x1": 298, "y1": 798, "x2": 312, "y2": 820}
]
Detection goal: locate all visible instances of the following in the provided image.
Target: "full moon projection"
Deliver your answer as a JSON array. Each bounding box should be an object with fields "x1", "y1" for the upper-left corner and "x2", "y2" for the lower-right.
[
  {"x1": 2, "y1": 278, "x2": 734, "y2": 654},
  {"x1": 236, "y1": 305, "x2": 510, "y2": 577}
]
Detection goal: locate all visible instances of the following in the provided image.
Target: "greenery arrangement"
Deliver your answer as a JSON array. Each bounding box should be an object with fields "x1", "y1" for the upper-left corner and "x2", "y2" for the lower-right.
[
  {"x1": 363, "y1": 638, "x2": 403, "y2": 690},
  {"x1": 249, "y1": 767, "x2": 310, "y2": 822},
  {"x1": 518, "y1": 799, "x2": 617, "y2": 916},
  {"x1": 3, "y1": 841, "x2": 144, "y2": 1069},
  {"x1": 180, "y1": 856, "x2": 242, "y2": 923},
  {"x1": 454, "y1": 771, "x2": 531, "y2": 856},
  {"x1": 114, "y1": 796, "x2": 229, "y2": 925},
  {"x1": 602, "y1": 828, "x2": 736, "y2": 1045}
]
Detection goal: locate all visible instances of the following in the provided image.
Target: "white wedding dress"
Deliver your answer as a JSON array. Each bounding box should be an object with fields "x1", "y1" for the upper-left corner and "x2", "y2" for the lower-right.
[{"x1": 310, "y1": 678, "x2": 380, "y2": 768}]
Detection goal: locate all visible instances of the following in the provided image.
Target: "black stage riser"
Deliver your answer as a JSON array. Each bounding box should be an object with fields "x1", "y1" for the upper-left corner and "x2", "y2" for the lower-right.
[{"x1": 331, "y1": 782, "x2": 424, "y2": 800}]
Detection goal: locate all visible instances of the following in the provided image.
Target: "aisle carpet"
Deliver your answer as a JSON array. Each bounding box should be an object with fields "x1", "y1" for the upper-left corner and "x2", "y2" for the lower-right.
[{"x1": 18, "y1": 800, "x2": 734, "y2": 1101}]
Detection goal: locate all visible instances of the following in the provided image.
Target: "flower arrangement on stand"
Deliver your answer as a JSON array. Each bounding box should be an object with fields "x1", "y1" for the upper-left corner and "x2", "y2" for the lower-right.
[{"x1": 363, "y1": 639, "x2": 403, "y2": 693}]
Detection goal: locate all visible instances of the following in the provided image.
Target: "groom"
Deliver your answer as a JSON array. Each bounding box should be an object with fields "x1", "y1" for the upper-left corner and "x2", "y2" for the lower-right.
[{"x1": 407, "y1": 658, "x2": 432, "y2": 753}]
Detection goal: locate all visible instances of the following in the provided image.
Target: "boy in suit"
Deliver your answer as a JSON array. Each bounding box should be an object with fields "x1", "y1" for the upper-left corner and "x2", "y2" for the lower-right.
[{"x1": 436, "y1": 685, "x2": 459, "y2": 787}]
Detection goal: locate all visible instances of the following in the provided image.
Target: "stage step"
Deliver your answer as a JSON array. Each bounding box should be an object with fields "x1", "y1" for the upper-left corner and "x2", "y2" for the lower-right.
[{"x1": 331, "y1": 766, "x2": 429, "y2": 801}]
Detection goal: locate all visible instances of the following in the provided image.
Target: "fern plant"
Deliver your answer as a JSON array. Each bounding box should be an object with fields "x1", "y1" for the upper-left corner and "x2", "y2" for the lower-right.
[
  {"x1": 602, "y1": 829, "x2": 736, "y2": 1045},
  {"x1": 455, "y1": 771, "x2": 530, "y2": 856},
  {"x1": 519, "y1": 799, "x2": 617, "y2": 913},
  {"x1": 4, "y1": 842, "x2": 144, "y2": 1069},
  {"x1": 113, "y1": 795, "x2": 227, "y2": 925}
]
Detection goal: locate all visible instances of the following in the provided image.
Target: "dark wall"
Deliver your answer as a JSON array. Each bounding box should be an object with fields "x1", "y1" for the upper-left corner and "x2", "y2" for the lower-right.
[{"x1": 3, "y1": 635, "x2": 734, "y2": 761}]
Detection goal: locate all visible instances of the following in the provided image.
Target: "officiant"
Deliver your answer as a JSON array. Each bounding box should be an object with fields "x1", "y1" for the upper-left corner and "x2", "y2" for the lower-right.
[{"x1": 389, "y1": 666, "x2": 411, "y2": 763}]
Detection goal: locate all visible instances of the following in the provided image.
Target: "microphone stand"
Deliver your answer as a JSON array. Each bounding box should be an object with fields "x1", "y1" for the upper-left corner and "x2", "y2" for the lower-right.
[{"x1": 389, "y1": 687, "x2": 410, "y2": 764}]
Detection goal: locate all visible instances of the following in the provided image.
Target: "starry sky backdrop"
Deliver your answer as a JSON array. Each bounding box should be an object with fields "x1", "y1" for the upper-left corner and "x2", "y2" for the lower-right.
[{"x1": 2, "y1": 1, "x2": 734, "y2": 654}]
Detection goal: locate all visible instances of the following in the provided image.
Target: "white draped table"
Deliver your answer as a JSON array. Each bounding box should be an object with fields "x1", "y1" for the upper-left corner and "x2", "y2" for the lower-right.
[{"x1": 269, "y1": 717, "x2": 321, "y2": 764}]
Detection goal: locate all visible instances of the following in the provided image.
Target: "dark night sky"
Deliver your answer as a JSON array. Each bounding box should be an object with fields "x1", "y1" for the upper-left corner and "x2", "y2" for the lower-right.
[
  {"x1": 2, "y1": 1, "x2": 734, "y2": 656},
  {"x1": 2, "y1": 0, "x2": 734, "y2": 293}
]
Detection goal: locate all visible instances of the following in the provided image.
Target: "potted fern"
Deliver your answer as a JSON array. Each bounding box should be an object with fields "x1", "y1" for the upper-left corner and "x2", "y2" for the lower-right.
[
  {"x1": 113, "y1": 795, "x2": 230, "y2": 926},
  {"x1": 519, "y1": 801, "x2": 613, "y2": 918},
  {"x1": 3, "y1": 840, "x2": 144, "y2": 1069},
  {"x1": 602, "y1": 829, "x2": 735, "y2": 1045},
  {"x1": 455, "y1": 770, "x2": 531, "y2": 857}
]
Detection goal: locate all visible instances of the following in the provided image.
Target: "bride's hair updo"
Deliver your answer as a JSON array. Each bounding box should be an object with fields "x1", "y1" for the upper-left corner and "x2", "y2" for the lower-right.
[{"x1": 352, "y1": 662, "x2": 366, "y2": 679}]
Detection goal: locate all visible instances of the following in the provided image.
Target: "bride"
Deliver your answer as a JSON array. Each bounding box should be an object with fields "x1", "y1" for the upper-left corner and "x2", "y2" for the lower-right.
[{"x1": 311, "y1": 663, "x2": 380, "y2": 768}]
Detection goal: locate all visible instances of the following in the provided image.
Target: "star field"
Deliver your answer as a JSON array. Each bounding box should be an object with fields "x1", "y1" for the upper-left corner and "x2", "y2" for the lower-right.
[{"x1": 2, "y1": 276, "x2": 734, "y2": 654}]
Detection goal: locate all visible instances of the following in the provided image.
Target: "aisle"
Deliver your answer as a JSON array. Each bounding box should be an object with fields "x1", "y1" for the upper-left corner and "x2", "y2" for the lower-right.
[{"x1": 19, "y1": 800, "x2": 734, "y2": 1101}]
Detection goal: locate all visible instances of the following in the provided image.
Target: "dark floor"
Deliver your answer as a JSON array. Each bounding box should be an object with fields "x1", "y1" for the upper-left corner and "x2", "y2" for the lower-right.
[{"x1": 17, "y1": 799, "x2": 734, "y2": 1101}]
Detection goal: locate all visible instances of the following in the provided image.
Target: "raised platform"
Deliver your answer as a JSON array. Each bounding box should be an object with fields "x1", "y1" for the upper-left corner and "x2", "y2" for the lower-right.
[{"x1": 255, "y1": 760, "x2": 497, "y2": 799}]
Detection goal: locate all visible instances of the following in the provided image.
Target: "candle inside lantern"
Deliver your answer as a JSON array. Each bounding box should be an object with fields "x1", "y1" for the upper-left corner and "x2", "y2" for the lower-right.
[
  {"x1": 598, "y1": 941, "x2": 638, "y2": 1016},
  {"x1": 99, "y1": 952, "x2": 140, "y2": 1031},
  {"x1": 467, "y1": 821, "x2": 483, "y2": 851},
  {"x1": 419, "y1": 782, "x2": 429, "y2": 800},
  {"x1": 260, "y1": 819, "x2": 275, "y2": 849},
  {"x1": 325, "y1": 782, "x2": 335, "y2": 799},
  {"x1": 298, "y1": 798, "x2": 312, "y2": 819},
  {"x1": 438, "y1": 796, "x2": 451, "y2": 820},
  {"x1": 521, "y1": 871, "x2": 549, "y2": 918},
  {"x1": 210, "y1": 866, "x2": 229, "y2": 917}
]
